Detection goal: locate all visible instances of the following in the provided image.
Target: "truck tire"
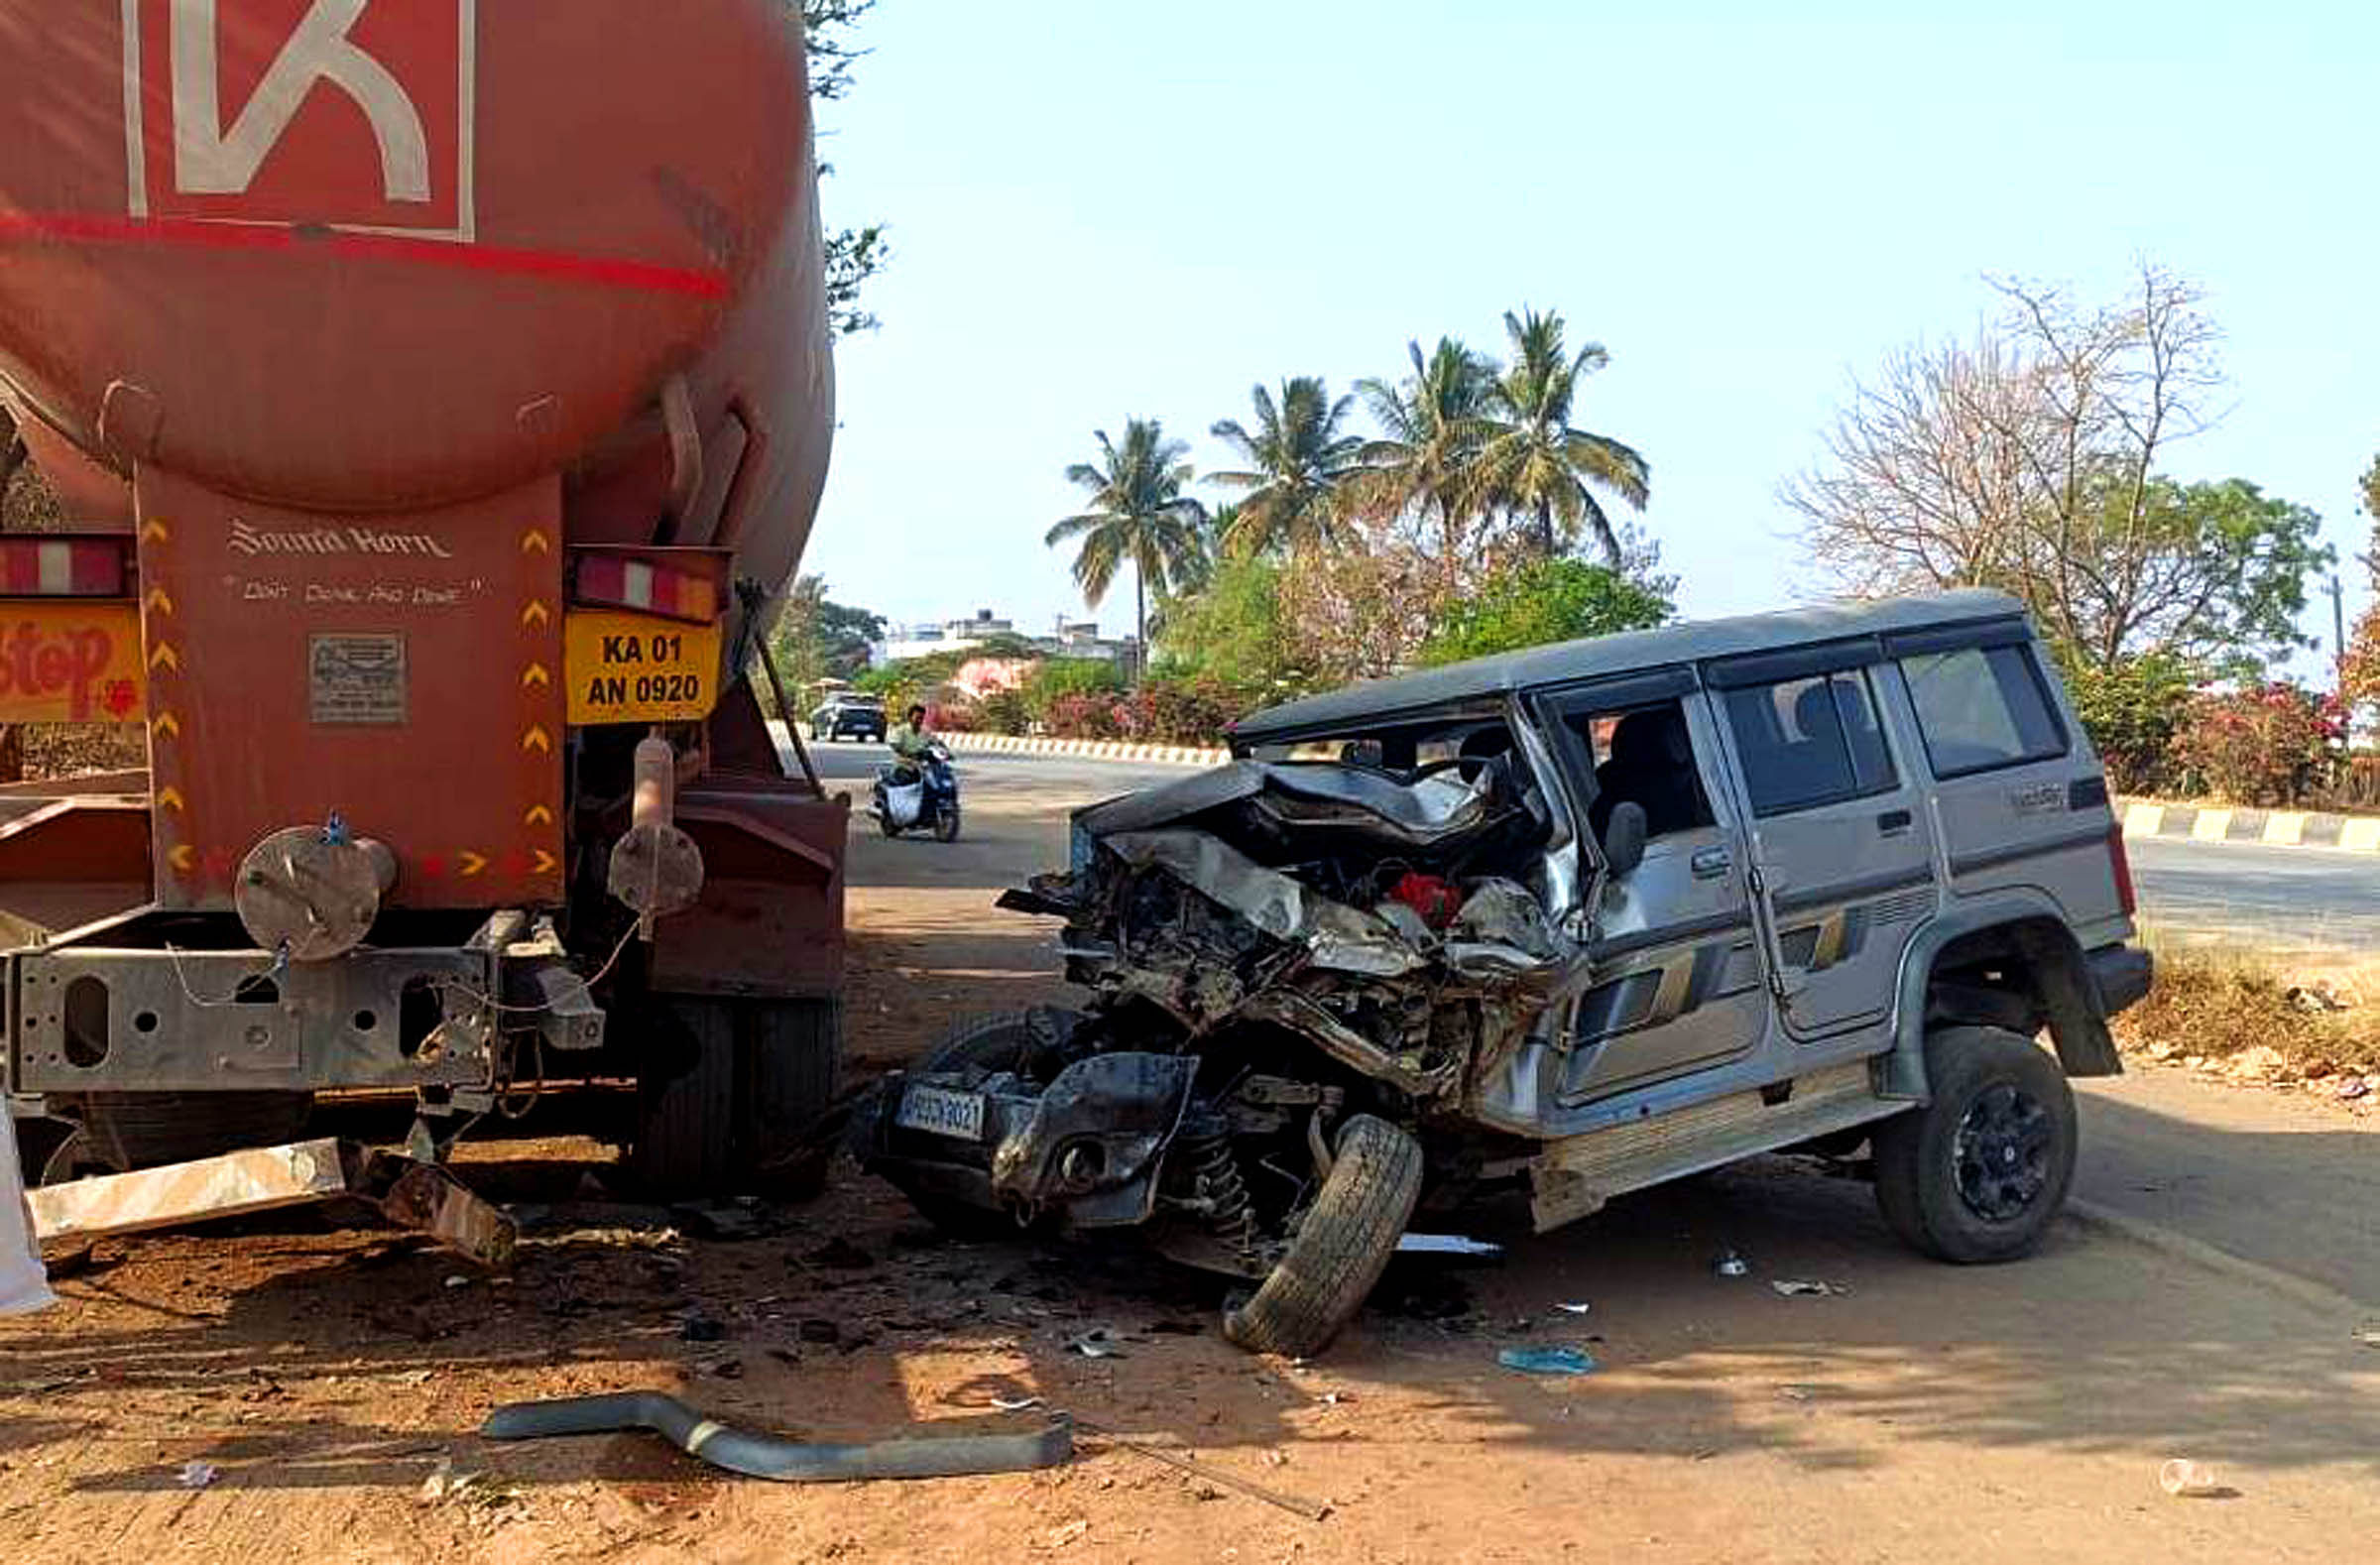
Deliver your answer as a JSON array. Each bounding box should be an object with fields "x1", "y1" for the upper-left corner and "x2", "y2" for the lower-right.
[
  {"x1": 742, "y1": 997, "x2": 842, "y2": 1199},
  {"x1": 633, "y1": 999, "x2": 738, "y2": 1195},
  {"x1": 1223, "y1": 1114, "x2": 1423, "y2": 1358},
  {"x1": 1872, "y1": 1025, "x2": 2077, "y2": 1264},
  {"x1": 633, "y1": 998, "x2": 843, "y2": 1197},
  {"x1": 56, "y1": 1091, "x2": 314, "y2": 1172}
]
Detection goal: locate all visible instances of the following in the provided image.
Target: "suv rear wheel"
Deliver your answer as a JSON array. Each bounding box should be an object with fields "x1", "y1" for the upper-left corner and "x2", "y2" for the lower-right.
[{"x1": 1872, "y1": 1024, "x2": 2077, "y2": 1264}]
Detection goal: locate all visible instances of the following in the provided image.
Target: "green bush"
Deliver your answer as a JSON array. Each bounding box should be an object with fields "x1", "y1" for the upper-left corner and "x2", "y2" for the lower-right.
[
  {"x1": 978, "y1": 689, "x2": 1030, "y2": 736},
  {"x1": 2164, "y1": 683, "x2": 2339, "y2": 805},
  {"x1": 1418, "y1": 557, "x2": 1671, "y2": 666},
  {"x1": 1044, "y1": 692, "x2": 1126, "y2": 740},
  {"x1": 1023, "y1": 659, "x2": 1124, "y2": 722},
  {"x1": 1126, "y1": 675, "x2": 1253, "y2": 747},
  {"x1": 2056, "y1": 652, "x2": 2193, "y2": 795}
]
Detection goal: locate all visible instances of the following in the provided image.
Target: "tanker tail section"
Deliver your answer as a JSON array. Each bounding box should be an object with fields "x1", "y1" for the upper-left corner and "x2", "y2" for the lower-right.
[
  {"x1": 0, "y1": 0, "x2": 845, "y2": 1193},
  {"x1": 0, "y1": 470, "x2": 848, "y2": 1196}
]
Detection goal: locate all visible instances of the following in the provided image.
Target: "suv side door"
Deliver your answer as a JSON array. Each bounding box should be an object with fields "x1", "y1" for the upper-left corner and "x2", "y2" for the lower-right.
[
  {"x1": 1531, "y1": 671, "x2": 1770, "y2": 1103},
  {"x1": 1705, "y1": 640, "x2": 1938, "y2": 1042}
]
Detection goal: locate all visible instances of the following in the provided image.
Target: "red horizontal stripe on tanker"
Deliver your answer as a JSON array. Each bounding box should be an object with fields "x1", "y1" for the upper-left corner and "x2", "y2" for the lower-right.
[{"x1": 0, "y1": 214, "x2": 730, "y2": 301}]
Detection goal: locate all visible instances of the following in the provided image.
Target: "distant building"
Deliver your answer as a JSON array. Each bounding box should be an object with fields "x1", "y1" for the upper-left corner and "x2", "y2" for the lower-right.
[{"x1": 872, "y1": 609, "x2": 1135, "y2": 671}]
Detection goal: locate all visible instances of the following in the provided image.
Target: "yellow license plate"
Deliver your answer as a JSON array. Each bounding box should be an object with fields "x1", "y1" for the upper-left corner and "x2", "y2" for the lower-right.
[{"x1": 564, "y1": 609, "x2": 724, "y2": 725}]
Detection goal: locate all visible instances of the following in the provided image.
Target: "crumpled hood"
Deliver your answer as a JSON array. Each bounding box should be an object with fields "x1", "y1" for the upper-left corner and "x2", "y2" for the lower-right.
[{"x1": 1075, "y1": 760, "x2": 1530, "y2": 860}]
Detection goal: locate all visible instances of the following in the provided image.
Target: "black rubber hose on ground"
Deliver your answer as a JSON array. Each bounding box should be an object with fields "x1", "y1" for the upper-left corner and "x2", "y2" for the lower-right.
[{"x1": 480, "y1": 1391, "x2": 1073, "y2": 1483}]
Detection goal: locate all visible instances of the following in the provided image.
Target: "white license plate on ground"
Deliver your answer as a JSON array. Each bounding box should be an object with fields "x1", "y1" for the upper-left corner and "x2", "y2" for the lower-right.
[{"x1": 895, "y1": 1083, "x2": 987, "y2": 1142}]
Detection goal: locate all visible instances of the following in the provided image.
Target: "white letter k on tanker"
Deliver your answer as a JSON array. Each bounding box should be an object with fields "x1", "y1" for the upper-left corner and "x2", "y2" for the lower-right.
[{"x1": 170, "y1": 0, "x2": 430, "y2": 202}]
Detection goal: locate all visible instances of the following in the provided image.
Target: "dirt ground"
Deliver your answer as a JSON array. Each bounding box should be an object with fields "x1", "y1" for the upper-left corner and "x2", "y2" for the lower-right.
[{"x1": 4, "y1": 773, "x2": 2377, "y2": 1563}]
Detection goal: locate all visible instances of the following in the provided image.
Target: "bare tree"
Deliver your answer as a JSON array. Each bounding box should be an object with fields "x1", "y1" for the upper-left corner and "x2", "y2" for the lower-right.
[
  {"x1": 1781, "y1": 329, "x2": 2046, "y2": 597},
  {"x1": 1784, "y1": 263, "x2": 2315, "y2": 674}
]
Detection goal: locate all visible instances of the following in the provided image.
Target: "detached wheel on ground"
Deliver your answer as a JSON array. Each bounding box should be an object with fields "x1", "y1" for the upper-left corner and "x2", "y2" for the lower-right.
[
  {"x1": 633, "y1": 996, "x2": 842, "y2": 1197},
  {"x1": 1871, "y1": 1024, "x2": 2078, "y2": 1264},
  {"x1": 1224, "y1": 1114, "x2": 1424, "y2": 1358}
]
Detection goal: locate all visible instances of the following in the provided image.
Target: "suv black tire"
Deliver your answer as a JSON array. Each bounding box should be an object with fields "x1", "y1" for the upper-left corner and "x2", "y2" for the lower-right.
[
  {"x1": 1872, "y1": 1024, "x2": 2077, "y2": 1264},
  {"x1": 1223, "y1": 1114, "x2": 1423, "y2": 1357}
]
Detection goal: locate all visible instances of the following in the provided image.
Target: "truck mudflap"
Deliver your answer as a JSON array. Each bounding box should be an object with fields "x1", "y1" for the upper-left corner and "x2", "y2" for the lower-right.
[{"x1": 856, "y1": 1052, "x2": 1198, "y2": 1229}]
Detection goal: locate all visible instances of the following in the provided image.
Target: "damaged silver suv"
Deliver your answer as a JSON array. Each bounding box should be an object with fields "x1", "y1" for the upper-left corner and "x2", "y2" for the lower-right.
[{"x1": 854, "y1": 590, "x2": 2153, "y2": 1355}]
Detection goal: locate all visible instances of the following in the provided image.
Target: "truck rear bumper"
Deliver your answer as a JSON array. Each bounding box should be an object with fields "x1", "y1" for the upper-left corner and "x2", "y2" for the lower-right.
[{"x1": 4, "y1": 910, "x2": 599, "y2": 1097}]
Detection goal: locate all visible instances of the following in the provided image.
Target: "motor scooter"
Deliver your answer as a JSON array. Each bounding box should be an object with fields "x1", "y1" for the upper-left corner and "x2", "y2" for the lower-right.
[{"x1": 873, "y1": 744, "x2": 961, "y2": 842}]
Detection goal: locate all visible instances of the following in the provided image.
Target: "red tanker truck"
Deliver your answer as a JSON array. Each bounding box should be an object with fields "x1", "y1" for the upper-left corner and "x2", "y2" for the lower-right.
[{"x1": 0, "y1": 0, "x2": 846, "y2": 1194}]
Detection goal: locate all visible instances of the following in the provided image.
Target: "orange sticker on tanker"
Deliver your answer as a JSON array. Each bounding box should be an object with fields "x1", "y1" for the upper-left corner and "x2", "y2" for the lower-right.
[
  {"x1": 0, "y1": 603, "x2": 146, "y2": 724},
  {"x1": 565, "y1": 610, "x2": 723, "y2": 726}
]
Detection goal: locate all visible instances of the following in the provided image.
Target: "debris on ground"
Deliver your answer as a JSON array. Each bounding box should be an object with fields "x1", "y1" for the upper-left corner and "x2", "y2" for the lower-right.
[
  {"x1": 1770, "y1": 1279, "x2": 1849, "y2": 1298},
  {"x1": 417, "y1": 1457, "x2": 481, "y2": 1505},
  {"x1": 1713, "y1": 1251, "x2": 1750, "y2": 1278},
  {"x1": 1075, "y1": 1419, "x2": 1332, "y2": 1521},
  {"x1": 1068, "y1": 1327, "x2": 1130, "y2": 1359},
  {"x1": 1553, "y1": 1301, "x2": 1593, "y2": 1315},
  {"x1": 805, "y1": 1237, "x2": 877, "y2": 1270},
  {"x1": 175, "y1": 1460, "x2": 218, "y2": 1490},
  {"x1": 1396, "y1": 1234, "x2": 1503, "y2": 1259},
  {"x1": 2159, "y1": 1459, "x2": 2220, "y2": 1498},
  {"x1": 1496, "y1": 1345, "x2": 1599, "y2": 1377}
]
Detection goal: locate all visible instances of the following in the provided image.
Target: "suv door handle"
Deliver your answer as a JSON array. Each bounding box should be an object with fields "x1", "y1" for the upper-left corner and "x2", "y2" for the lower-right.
[
  {"x1": 1876, "y1": 808, "x2": 1913, "y2": 836},
  {"x1": 1691, "y1": 847, "x2": 1731, "y2": 879}
]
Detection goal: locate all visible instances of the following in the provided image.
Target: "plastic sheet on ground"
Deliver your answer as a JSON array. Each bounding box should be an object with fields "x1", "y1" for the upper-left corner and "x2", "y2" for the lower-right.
[{"x1": 1, "y1": 1112, "x2": 54, "y2": 1315}]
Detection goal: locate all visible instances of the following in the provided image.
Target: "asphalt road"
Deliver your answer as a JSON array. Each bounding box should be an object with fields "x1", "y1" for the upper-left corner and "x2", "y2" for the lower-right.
[{"x1": 805, "y1": 738, "x2": 2380, "y2": 956}]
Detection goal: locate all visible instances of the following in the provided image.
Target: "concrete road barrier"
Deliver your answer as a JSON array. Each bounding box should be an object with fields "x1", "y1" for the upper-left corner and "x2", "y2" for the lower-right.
[
  {"x1": 942, "y1": 732, "x2": 1229, "y2": 768},
  {"x1": 2118, "y1": 797, "x2": 2380, "y2": 853}
]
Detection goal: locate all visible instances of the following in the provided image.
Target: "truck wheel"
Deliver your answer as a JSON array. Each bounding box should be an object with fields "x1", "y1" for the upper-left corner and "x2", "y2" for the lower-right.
[
  {"x1": 57, "y1": 1092, "x2": 313, "y2": 1171},
  {"x1": 633, "y1": 1000, "x2": 738, "y2": 1194},
  {"x1": 1223, "y1": 1115, "x2": 1423, "y2": 1358},
  {"x1": 742, "y1": 997, "x2": 842, "y2": 1200},
  {"x1": 1872, "y1": 1025, "x2": 2077, "y2": 1264},
  {"x1": 633, "y1": 998, "x2": 844, "y2": 1198}
]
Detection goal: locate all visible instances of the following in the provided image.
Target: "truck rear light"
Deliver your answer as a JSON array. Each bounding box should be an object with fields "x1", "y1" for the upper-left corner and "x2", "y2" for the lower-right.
[
  {"x1": 2106, "y1": 823, "x2": 2138, "y2": 917},
  {"x1": 0, "y1": 537, "x2": 129, "y2": 597},
  {"x1": 574, "y1": 554, "x2": 721, "y2": 624}
]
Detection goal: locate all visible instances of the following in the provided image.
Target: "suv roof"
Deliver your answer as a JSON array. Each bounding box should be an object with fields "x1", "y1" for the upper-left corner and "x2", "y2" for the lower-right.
[{"x1": 1233, "y1": 588, "x2": 2028, "y2": 745}]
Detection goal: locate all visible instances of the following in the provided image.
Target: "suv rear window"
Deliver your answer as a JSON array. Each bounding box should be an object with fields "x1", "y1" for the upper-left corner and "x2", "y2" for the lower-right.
[
  {"x1": 1722, "y1": 669, "x2": 1896, "y2": 817},
  {"x1": 1900, "y1": 645, "x2": 2067, "y2": 776}
]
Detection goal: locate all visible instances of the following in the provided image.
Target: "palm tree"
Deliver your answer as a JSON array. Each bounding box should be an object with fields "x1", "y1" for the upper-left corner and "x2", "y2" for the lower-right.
[
  {"x1": 1046, "y1": 420, "x2": 1207, "y2": 681},
  {"x1": 1145, "y1": 502, "x2": 1232, "y2": 650},
  {"x1": 1209, "y1": 378, "x2": 1368, "y2": 556},
  {"x1": 1354, "y1": 338, "x2": 1499, "y2": 581},
  {"x1": 1478, "y1": 307, "x2": 1650, "y2": 562}
]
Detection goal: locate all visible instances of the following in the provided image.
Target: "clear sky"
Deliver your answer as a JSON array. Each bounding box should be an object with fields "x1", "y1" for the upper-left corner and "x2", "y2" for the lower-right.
[{"x1": 805, "y1": 0, "x2": 2376, "y2": 662}]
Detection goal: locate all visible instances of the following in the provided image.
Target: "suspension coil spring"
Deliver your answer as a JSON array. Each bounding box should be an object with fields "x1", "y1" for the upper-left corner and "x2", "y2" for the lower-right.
[{"x1": 1188, "y1": 1134, "x2": 1257, "y2": 1257}]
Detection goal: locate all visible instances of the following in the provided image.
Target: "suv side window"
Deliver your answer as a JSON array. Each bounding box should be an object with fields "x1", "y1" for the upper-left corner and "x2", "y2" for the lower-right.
[
  {"x1": 1722, "y1": 668, "x2": 1897, "y2": 817},
  {"x1": 1560, "y1": 699, "x2": 1717, "y2": 843},
  {"x1": 1900, "y1": 645, "x2": 2068, "y2": 776}
]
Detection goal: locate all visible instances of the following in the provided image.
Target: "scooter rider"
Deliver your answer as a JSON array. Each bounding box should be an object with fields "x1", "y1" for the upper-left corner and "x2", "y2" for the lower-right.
[{"x1": 887, "y1": 703, "x2": 933, "y2": 782}]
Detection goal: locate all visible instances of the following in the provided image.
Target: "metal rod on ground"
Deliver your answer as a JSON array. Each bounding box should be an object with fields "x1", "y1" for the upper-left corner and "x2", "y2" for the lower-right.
[{"x1": 1075, "y1": 1419, "x2": 1330, "y2": 1521}]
